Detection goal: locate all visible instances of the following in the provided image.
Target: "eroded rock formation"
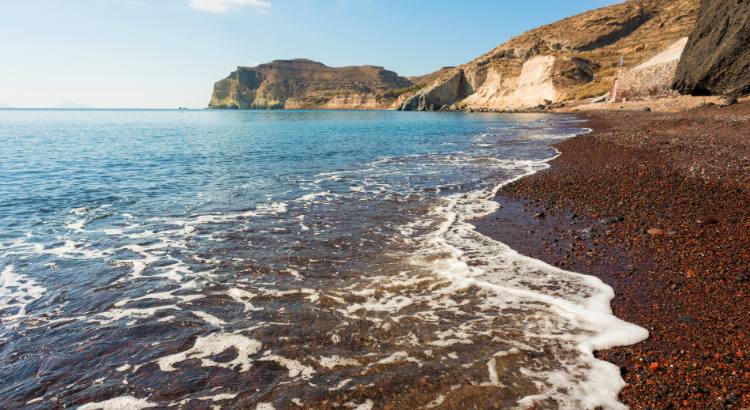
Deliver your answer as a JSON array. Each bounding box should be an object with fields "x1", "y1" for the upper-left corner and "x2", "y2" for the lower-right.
[
  {"x1": 673, "y1": 0, "x2": 750, "y2": 96},
  {"x1": 398, "y1": 0, "x2": 698, "y2": 111},
  {"x1": 209, "y1": 59, "x2": 412, "y2": 110},
  {"x1": 210, "y1": 0, "x2": 701, "y2": 111}
]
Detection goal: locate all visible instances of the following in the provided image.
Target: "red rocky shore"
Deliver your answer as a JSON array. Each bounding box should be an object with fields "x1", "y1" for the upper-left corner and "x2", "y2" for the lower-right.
[{"x1": 475, "y1": 102, "x2": 750, "y2": 409}]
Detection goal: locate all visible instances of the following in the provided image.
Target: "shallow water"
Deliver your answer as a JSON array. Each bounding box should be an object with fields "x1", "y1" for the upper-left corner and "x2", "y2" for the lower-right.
[{"x1": 0, "y1": 109, "x2": 646, "y2": 409}]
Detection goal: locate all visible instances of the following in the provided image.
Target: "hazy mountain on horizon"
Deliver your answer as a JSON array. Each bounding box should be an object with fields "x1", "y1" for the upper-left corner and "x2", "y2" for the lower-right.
[{"x1": 54, "y1": 101, "x2": 93, "y2": 109}]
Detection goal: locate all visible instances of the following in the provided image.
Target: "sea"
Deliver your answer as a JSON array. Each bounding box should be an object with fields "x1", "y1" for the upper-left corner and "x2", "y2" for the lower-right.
[{"x1": 0, "y1": 109, "x2": 647, "y2": 409}]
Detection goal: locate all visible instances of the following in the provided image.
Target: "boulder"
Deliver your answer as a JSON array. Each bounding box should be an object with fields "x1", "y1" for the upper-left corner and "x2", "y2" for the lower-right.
[{"x1": 673, "y1": 0, "x2": 750, "y2": 96}]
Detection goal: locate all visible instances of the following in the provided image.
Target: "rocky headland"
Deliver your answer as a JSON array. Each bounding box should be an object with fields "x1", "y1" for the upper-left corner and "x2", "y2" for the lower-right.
[{"x1": 208, "y1": 59, "x2": 413, "y2": 110}]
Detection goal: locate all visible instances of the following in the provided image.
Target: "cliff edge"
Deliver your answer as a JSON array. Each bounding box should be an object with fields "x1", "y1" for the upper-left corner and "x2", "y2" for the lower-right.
[
  {"x1": 209, "y1": 0, "x2": 704, "y2": 111},
  {"x1": 209, "y1": 59, "x2": 413, "y2": 110},
  {"x1": 398, "y1": 0, "x2": 699, "y2": 111}
]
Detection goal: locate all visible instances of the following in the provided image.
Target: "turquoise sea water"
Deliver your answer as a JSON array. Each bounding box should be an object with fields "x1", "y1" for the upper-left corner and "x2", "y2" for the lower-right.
[{"x1": 0, "y1": 110, "x2": 645, "y2": 409}]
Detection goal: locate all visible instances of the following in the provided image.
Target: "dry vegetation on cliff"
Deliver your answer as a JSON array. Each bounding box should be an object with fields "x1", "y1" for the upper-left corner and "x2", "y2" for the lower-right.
[
  {"x1": 210, "y1": 0, "x2": 701, "y2": 111},
  {"x1": 398, "y1": 0, "x2": 699, "y2": 111}
]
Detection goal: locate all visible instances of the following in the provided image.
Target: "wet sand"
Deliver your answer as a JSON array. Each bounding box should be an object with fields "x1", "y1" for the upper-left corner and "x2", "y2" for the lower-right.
[{"x1": 476, "y1": 102, "x2": 750, "y2": 408}]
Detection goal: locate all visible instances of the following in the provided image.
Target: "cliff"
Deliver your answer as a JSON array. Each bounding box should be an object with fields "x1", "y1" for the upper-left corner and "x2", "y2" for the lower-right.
[
  {"x1": 399, "y1": 0, "x2": 699, "y2": 111},
  {"x1": 673, "y1": 0, "x2": 750, "y2": 97},
  {"x1": 208, "y1": 59, "x2": 413, "y2": 110},
  {"x1": 210, "y1": 0, "x2": 703, "y2": 111}
]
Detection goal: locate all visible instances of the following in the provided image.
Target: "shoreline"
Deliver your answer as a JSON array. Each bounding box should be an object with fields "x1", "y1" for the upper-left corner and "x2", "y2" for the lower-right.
[{"x1": 476, "y1": 102, "x2": 750, "y2": 408}]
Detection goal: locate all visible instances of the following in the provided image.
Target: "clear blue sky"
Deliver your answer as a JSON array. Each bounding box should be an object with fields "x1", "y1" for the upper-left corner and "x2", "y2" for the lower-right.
[{"x1": 0, "y1": 0, "x2": 620, "y2": 108}]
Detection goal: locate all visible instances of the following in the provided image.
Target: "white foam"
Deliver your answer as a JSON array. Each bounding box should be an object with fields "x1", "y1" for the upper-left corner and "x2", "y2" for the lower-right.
[
  {"x1": 260, "y1": 352, "x2": 315, "y2": 379},
  {"x1": 197, "y1": 393, "x2": 238, "y2": 402},
  {"x1": 286, "y1": 269, "x2": 305, "y2": 281},
  {"x1": 193, "y1": 311, "x2": 226, "y2": 326},
  {"x1": 66, "y1": 220, "x2": 85, "y2": 232},
  {"x1": 318, "y1": 355, "x2": 360, "y2": 369},
  {"x1": 90, "y1": 305, "x2": 177, "y2": 325},
  {"x1": 77, "y1": 396, "x2": 157, "y2": 410},
  {"x1": 157, "y1": 332, "x2": 261, "y2": 372},
  {"x1": 347, "y1": 399, "x2": 373, "y2": 410},
  {"x1": 297, "y1": 191, "x2": 332, "y2": 202},
  {"x1": 0, "y1": 265, "x2": 46, "y2": 323},
  {"x1": 405, "y1": 137, "x2": 648, "y2": 409},
  {"x1": 372, "y1": 351, "x2": 422, "y2": 367},
  {"x1": 227, "y1": 288, "x2": 261, "y2": 312}
]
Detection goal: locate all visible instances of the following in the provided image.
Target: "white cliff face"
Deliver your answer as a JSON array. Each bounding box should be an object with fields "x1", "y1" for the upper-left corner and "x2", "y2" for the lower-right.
[
  {"x1": 460, "y1": 56, "x2": 559, "y2": 110},
  {"x1": 397, "y1": 69, "x2": 470, "y2": 111},
  {"x1": 397, "y1": 56, "x2": 563, "y2": 112}
]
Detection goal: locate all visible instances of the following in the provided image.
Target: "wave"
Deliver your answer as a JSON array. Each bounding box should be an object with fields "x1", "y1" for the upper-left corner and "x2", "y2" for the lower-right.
[{"x1": 406, "y1": 134, "x2": 648, "y2": 408}]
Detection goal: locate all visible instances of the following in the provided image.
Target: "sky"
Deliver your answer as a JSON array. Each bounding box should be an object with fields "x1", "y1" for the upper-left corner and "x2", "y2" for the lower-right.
[{"x1": 0, "y1": 0, "x2": 621, "y2": 108}]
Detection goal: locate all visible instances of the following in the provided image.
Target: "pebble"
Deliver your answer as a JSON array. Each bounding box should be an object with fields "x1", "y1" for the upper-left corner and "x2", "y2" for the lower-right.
[
  {"x1": 601, "y1": 216, "x2": 625, "y2": 224},
  {"x1": 489, "y1": 105, "x2": 750, "y2": 409},
  {"x1": 696, "y1": 216, "x2": 719, "y2": 225},
  {"x1": 647, "y1": 228, "x2": 665, "y2": 236}
]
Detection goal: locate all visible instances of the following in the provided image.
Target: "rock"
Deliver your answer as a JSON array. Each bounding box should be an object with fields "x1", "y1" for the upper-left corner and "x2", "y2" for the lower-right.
[
  {"x1": 722, "y1": 97, "x2": 739, "y2": 106},
  {"x1": 673, "y1": 0, "x2": 750, "y2": 96},
  {"x1": 600, "y1": 216, "x2": 625, "y2": 225},
  {"x1": 642, "y1": 107, "x2": 652, "y2": 112},
  {"x1": 695, "y1": 216, "x2": 718, "y2": 225},
  {"x1": 209, "y1": 59, "x2": 412, "y2": 109},
  {"x1": 534, "y1": 212, "x2": 546, "y2": 219},
  {"x1": 401, "y1": 68, "x2": 473, "y2": 112},
  {"x1": 678, "y1": 315, "x2": 697, "y2": 324},
  {"x1": 647, "y1": 228, "x2": 666, "y2": 236}
]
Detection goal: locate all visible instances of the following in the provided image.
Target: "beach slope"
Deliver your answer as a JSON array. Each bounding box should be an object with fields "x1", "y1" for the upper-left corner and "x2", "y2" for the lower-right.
[{"x1": 477, "y1": 102, "x2": 750, "y2": 408}]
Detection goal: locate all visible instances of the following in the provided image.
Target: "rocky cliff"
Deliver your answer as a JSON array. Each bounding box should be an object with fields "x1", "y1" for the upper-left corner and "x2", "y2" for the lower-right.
[
  {"x1": 399, "y1": 0, "x2": 699, "y2": 111},
  {"x1": 209, "y1": 59, "x2": 413, "y2": 109},
  {"x1": 673, "y1": 0, "x2": 750, "y2": 97},
  {"x1": 210, "y1": 0, "x2": 702, "y2": 111}
]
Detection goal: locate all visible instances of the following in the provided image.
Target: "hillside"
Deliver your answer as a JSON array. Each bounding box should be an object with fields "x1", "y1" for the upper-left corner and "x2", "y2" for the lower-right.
[
  {"x1": 399, "y1": 0, "x2": 699, "y2": 111},
  {"x1": 208, "y1": 59, "x2": 413, "y2": 110},
  {"x1": 210, "y1": 0, "x2": 700, "y2": 111}
]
